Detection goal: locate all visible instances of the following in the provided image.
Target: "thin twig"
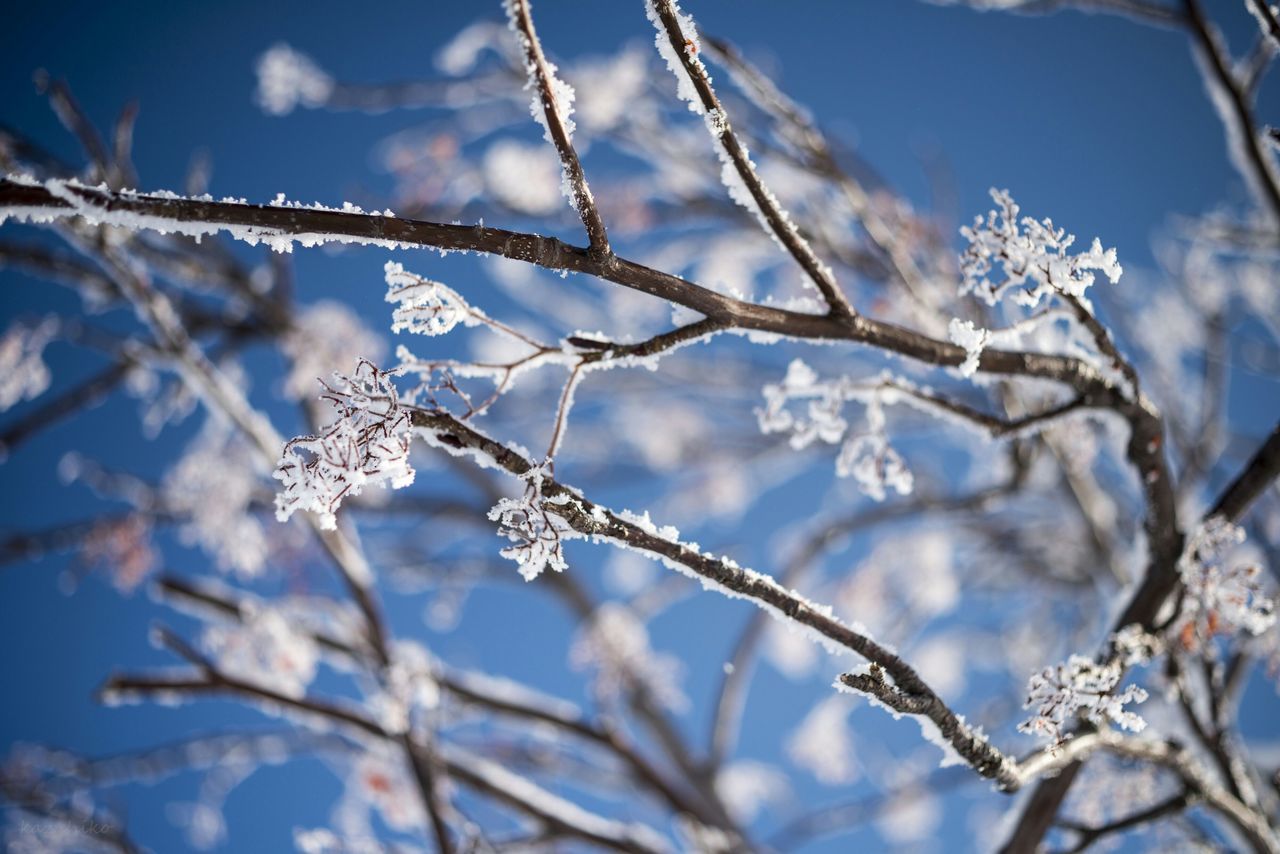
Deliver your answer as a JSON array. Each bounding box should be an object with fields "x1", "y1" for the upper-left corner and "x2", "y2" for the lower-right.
[{"x1": 506, "y1": 0, "x2": 612, "y2": 258}]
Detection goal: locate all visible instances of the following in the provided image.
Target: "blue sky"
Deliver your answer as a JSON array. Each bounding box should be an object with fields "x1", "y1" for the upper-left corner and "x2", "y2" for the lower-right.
[{"x1": 2, "y1": 2, "x2": 1278, "y2": 851}]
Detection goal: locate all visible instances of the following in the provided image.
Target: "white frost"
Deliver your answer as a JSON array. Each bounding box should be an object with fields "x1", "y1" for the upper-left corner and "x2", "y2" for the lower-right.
[
  {"x1": 274, "y1": 361, "x2": 415, "y2": 530},
  {"x1": 255, "y1": 44, "x2": 334, "y2": 116},
  {"x1": 0, "y1": 317, "x2": 56, "y2": 412}
]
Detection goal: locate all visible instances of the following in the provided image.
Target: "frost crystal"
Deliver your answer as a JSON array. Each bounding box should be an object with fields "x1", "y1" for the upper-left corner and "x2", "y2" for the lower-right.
[
  {"x1": 1018, "y1": 655, "x2": 1147, "y2": 743},
  {"x1": 274, "y1": 361, "x2": 415, "y2": 530},
  {"x1": 835, "y1": 400, "x2": 914, "y2": 502},
  {"x1": 0, "y1": 318, "x2": 56, "y2": 412},
  {"x1": 758, "y1": 359, "x2": 841, "y2": 446},
  {"x1": 947, "y1": 318, "x2": 990, "y2": 378},
  {"x1": 1177, "y1": 517, "x2": 1275, "y2": 647},
  {"x1": 255, "y1": 44, "x2": 334, "y2": 116},
  {"x1": 759, "y1": 361, "x2": 913, "y2": 501},
  {"x1": 960, "y1": 188, "x2": 1121, "y2": 310},
  {"x1": 202, "y1": 607, "x2": 319, "y2": 699},
  {"x1": 487, "y1": 464, "x2": 580, "y2": 581},
  {"x1": 384, "y1": 262, "x2": 477, "y2": 337}
]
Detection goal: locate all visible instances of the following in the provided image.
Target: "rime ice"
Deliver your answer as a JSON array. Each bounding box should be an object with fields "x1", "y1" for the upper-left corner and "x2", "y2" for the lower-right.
[
  {"x1": 1018, "y1": 655, "x2": 1148, "y2": 744},
  {"x1": 274, "y1": 361, "x2": 415, "y2": 530},
  {"x1": 961, "y1": 188, "x2": 1122, "y2": 311}
]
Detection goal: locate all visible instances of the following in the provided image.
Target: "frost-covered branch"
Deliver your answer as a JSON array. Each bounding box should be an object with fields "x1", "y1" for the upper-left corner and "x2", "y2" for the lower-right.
[
  {"x1": 409, "y1": 403, "x2": 1019, "y2": 786},
  {"x1": 0, "y1": 177, "x2": 1135, "y2": 394},
  {"x1": 505, "y1": 0, "x2": 612, "y2": 256},
  {"x1": 154, "y1": 572, "x2": 715, "y2": 827},
  {"x1": 4, "y1": 7, "x2": 1276, "y2": 850},
  {"x1": 99, "y1": 656, "x2": 672, "y2": 854},
  {"x1": 1184, "y1": 0, "x2": 1280, "y2": 225},
  {"x1": 65, "y1": 237, "x2": 460, "y2": 851},
  {"x1": 699, "y1": 35, "x2": 935, "y2": 306},
  {"x1": 1248, "y1": 0, "x2": 1280, "y2": 49},
  {"x1": 706, "y1": 469, "x2": 1028, "y2": 772},
  {"x1": 646, "y1": 0, "x2": 854, "y2": 316}
]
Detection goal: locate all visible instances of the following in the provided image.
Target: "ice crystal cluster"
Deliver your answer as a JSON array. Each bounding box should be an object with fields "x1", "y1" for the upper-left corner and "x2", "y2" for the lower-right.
[
  {"x1": 960, "y1": 188, "x2": 1122, "y2": 310},
  {"x1": 758, "y1": 359, "x2": 913, "y2": 501},
  {"x1": 384, "y1": 261, "x2": 478, "y2": 337},
  {"x1": 1018, "y1": 655, "x2": 1148, "y2": 744},
  {"x1": 947, "y1": 318, "x2": 991, "y2": 378},
  {"x1": 1177, "y1": 517, "x2": 1276, "y2": 647},
  {"x1": 487, "y1": 464, "x2": 581, "y2": 581},
  {"x1": 274, "y1": 361, "x2": 415, "y2": 530}
]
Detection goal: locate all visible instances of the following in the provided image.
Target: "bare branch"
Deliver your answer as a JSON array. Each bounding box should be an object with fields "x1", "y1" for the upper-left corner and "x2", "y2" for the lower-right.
[{"x1": 1209, "y1": 421, "x2": 1280, "y2": 523}]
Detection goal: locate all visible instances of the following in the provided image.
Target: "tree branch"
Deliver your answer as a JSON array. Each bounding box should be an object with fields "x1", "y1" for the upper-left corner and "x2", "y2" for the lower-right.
[
  {"x1": 1210, "y1": 421, "x2": 1280, "y2": 523},
  {"x1": 410, "y1": 404, "x2": 1018, "y2": 787},
  {"x1": 0, "y1": 177, "x2": 1128, "y2": 395},
  {"x1": 506, "y1": 0, "x2": 612, "y2": 258},
  {"x1": 647, "y1": 0, "x2": 855, "y2": 316},
  {"x1": 1184, "y1": 0, "x2": 1280, "y2": 225}
]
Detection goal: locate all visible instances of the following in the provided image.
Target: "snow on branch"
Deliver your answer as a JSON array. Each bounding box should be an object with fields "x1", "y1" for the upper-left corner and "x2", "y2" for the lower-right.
[
  {"x1": 946, "y1": 318, "x2": 991, "y2": 379},
  {"x1": 757, "y1": 358, "x2": 1098, "y2": 499},
  {"x1": 504, "y1": 0, "x2": 612, "y2": 255},
  {"x1": 644, "y1": 0, "x2": 853, "y2": 316},
  {"x1": 0, "y1": 175, "x2": 414, "y2": 255},
  {"x1": 757, "y1": 359, "x2": 912, "y2": 501},
  {"x1": 0, "y1": 176, "x2": 1133, "y2": 399},
  {"x1": 960, "y1": 188, "x2": 1122, "y2": 312},
  {"x1": 487, "y1": 462, "x2": 582, "y2": 581},
  {"x1": 274, "y1": 361, "x2": 415, "y2": 530},
  {"x1": 1175, "y1": 516, "x2": 1276, "y2": 649},
  {"x1": 384, "y1": 261, "x2": 480, "y2": 337},
  {"x1": 408, "y1": 404, "x2": 1018, "y2": 786},
  {"x1": 1018, "y1": 654, "x2": 1148, "y2": 745}
]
